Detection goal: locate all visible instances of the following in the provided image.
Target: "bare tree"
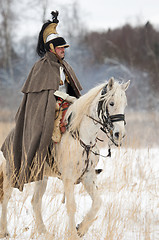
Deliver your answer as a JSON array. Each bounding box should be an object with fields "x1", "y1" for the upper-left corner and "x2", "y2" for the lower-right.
[
  {"x1": 0, "y1": 0, "x2": 16, "y2": 80},
  {"x1": 19, "y1": 0, "x2": 50, "y2": 23},
  {"x1": 59, "y1": 1, "x2": 87, "y2": 41}
]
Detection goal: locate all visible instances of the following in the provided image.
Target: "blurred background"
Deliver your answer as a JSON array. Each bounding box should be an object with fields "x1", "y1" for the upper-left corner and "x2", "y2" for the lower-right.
[
  {"x1": 0, "y1": 0, "x2": 159, "y2": 147},
  {"x1": 0, "y1": 2, "x2": 158, "y2": 239}
]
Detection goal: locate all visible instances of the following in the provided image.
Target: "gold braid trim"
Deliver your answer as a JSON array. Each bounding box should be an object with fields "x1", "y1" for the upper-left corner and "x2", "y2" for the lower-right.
[
  {"x1": 43, "y1": 23, "x2": 58, "y2": 43},
  {"x1": 65, "y1": 73, "x2": 70, "y2": 84}
]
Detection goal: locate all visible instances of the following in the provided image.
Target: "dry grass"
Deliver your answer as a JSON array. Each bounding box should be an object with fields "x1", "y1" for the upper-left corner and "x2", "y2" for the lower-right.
[
  {"x1": 0, "y1": 111, "x2": 159, "y2": 239},
  {"x1": 0, "y1": 110, "x2": 158, "y2": 148},
  {"x1": 125, "y1": 110, "x2": 159, "y2": 148},
  {"x1": 2, "y1": 147, "x2": 157, "y2": 240},
  {"x1": 97, "y1": 147, "x2": 159, "y2": 240},
  {"x1": 0, "y1": 122, "x2": 14, "y2": 147}
]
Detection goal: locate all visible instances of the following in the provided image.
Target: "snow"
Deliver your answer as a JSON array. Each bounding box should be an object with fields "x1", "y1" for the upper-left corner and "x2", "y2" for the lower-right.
[{"x1": 0, "y1": 148, "x2": 159, "y2": 239}]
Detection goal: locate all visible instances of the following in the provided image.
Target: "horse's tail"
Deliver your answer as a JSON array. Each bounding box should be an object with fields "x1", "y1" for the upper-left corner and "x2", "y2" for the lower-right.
[{"x1": 0, "y1": 165, "x2": 4, "y2": 203}]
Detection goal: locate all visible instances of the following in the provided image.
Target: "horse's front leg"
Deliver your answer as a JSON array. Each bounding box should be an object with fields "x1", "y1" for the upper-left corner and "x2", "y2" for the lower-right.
[
  {"x1": 64, "y1": 179, "x2": 79, "y2": 239},
  {"x1": 0, "y1": 165, "x2": 13, "y2": 238},
  {"x1": 31, "y1": 177, "x2": 48, "y2": 235},
  {"x1": 77, "y1": 170, "x2": 102, "y2": 237}
]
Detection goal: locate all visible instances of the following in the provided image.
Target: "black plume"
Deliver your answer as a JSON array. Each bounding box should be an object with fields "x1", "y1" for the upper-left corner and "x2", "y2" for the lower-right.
[
  {"x1": 36, "y1": 11, "x2": 59, "y2": 57},
  {"x1": 51, "y1": 11, "x2": 59, "y2": 23}
]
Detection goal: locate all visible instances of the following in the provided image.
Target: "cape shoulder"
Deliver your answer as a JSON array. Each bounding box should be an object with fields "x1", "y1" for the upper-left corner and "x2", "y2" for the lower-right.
[
  {"x1": 62, "y1": 60, "x2": 82, "y2": 93},
  {"x1": 22, "y1": 53, "x2": 60, "y2": 93}
]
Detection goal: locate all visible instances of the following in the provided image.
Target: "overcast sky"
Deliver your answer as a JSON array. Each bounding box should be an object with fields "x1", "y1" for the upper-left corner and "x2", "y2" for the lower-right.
[
  {"x1": 58, "y1": 0, "x2": 159, "y2": 30},
  {"x1": 16, "y1": 0, "x2": 159, "y2": 40}
]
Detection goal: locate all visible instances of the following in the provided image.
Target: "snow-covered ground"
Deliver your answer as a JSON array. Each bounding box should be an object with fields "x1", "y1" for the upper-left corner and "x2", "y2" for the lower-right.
[{"x1": 0, "y1": 148, "x2": 159, "y2": 239}]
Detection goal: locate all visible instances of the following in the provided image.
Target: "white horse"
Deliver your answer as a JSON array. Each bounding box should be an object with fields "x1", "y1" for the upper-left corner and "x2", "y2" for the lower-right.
[{"x1": 0, "y1": 77, "x2": 130, "y2": 239}]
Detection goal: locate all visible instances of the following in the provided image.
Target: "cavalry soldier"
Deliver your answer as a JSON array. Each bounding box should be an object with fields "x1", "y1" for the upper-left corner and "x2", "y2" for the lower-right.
[{"x1": 1, "y1": 11, "x2": 82, "y2": 190}]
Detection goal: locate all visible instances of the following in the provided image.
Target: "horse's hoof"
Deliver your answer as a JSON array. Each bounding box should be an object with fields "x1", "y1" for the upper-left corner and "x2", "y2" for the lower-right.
[
  {"x1": 36, "y1": 225, "x2": 47, "y2": 235},
  {"x1": 0, "y1": 232, "x2": 10, "y2": 238},
  {"x1": 76, "y1": 224, "x2": 84, "y2": 238},
  {"x1": 38, "y1": 229, "x2": 47, "y2": 235},
  {"x1": 77, "y1": 231, "x2": 84, "y2": 238},
  {"x1": 95, "y1": 169, "x2": 103, "y2": 174},
  {"x1": 76, "y1": 224, "x2": 79, "y2": 231}
]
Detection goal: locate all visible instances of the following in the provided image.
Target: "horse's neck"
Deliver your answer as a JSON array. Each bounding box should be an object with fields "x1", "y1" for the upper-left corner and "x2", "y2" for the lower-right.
[
  {"x1": 79, "y1": 116, "x2": 99, "y2": 146},
  {"x1": 79, "y1": 99, "x2": 100, "y2": 146}
]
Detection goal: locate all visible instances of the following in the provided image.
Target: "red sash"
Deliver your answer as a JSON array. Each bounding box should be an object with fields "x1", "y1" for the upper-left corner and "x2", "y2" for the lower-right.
[{"x1": 57, "y1": 98, "x2": 70, "y2": 133}]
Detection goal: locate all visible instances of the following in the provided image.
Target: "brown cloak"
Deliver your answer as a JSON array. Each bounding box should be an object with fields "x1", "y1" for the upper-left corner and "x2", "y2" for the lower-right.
[{"x1": 1, "y1": 52, "x2": 82, "y2": 190}]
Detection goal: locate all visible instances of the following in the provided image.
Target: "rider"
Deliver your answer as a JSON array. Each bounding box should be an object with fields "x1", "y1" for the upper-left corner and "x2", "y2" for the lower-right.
[{"x1": 1, "y1": 11, "x2": 82, "y2": 191}]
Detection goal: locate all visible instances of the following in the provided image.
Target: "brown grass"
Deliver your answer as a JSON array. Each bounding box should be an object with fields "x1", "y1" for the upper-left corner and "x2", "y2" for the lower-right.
[
  {"x1": 0, "y1": 122, "x2": 14, "y2": 147},
  {"x1": 0, "y1": 110, "x2": 158, "y2": 148},
  {"x1": 0, "y1": 110, "x2": 158, "y2": 239},
  {"x1": 125, "y1": 110, "x2": 159, "y2": 148}
]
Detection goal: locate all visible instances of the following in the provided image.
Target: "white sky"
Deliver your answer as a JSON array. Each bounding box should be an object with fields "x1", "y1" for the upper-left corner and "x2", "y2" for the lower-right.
[
  {"x1": 58, "y1": 0, "x2": 159, "y2": 30},
  {"x1": 16, "y1": 0, "x2": 159, "y2": 40}
]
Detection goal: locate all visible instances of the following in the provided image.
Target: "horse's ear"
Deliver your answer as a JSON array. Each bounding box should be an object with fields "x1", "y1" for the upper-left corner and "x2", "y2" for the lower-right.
[
  {"x1": 122, "y1": 80, "x2": 130, "y2": 91},
  {"x1": 107, "y1": 77, "x2": 114, "y2": 90}
]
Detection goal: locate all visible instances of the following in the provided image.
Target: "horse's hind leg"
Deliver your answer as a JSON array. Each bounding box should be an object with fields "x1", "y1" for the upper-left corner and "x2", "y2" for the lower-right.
[
  {"x1": 0, "y1": 164, "x2": 13, "y2": 238},
  {"x1": 77, "y1": 171, "x2": 102, "y2": 237},
  {"x1": 31, "y1": 177, "x2": 48, "y2": 234}
]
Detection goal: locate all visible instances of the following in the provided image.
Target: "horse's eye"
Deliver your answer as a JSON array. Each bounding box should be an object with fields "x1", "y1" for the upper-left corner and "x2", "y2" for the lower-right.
[{"x1": 109, "y1": 102, "x2": 114, "y2": 106}]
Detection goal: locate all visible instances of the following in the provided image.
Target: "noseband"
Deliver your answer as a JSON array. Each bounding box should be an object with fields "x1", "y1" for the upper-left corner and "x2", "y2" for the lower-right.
[
  {"x1": 98, "y1": 103, "x2": 126, "y2": 129},
  {"x1": 89, "y1": 84, "x2": 126, "y2": 146}
]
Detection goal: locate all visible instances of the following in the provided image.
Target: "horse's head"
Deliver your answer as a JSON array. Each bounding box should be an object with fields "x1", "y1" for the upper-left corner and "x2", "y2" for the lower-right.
[
  {"x1": 97, "y1": 77, "x2": 130, "y2": 146},
  {"x1": 65, "y1": 77, "x2": 130, "y2": 147}
]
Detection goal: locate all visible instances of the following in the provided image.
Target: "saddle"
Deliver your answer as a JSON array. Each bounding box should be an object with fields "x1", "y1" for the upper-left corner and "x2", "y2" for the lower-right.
[{"x1": 52, "y1": 98, "x2": 70, "y2": 143}]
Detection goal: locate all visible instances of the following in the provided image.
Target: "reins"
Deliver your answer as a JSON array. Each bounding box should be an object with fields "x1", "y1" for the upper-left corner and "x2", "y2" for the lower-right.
[
  {"x1": 69, "y1": 131, "x2": 98, "y2": 184},
  {"x1": 70, "y1": 130, "x2": 96, "y2": 157},
  {"x1": 87, "y1": 114, "x2": 125, "y2": 147},
  {"x1": 75, "y1": 137, "x2": 111, "y2": 184},
  {"x1": 87, "y1": 114, "x2": 126, "y2": 128},
  {"x1": 65, "y1": 82, "x2": 126, "y2": 183}
]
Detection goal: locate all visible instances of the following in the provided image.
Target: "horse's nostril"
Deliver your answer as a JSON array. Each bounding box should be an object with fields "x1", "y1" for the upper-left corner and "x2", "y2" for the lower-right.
[{"x1": 114, "y1": 132, "x2": 119, "y2": 139}]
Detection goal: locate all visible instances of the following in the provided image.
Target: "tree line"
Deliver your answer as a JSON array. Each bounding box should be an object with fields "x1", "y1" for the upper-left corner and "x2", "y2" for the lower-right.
[
  {"x1": 82, "y1": 22, "x2": 159, "y2": 92},
  {"x1": 1, "y1": 0, "x2": 159, "y2": 95}
]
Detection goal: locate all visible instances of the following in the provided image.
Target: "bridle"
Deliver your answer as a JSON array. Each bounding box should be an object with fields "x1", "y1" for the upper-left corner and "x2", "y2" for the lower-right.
[
  {"x1": 88, "y1": 84, "x2": 126, "y2": 146},
  {"x1": 66, "y1": 84, "x2": 126, "y2": 183},
  {"x1": 67, "y1": 83, "x2": 126, "y2": 150}
]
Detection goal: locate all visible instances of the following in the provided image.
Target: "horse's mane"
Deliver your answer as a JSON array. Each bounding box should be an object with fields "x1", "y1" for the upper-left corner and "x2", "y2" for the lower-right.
[
  {"x1": 66, "y1": 80, "x2": 125, "y2": 132},
  {"x1": 65, "y1": 83, "x2": 105, "y2": 132}
]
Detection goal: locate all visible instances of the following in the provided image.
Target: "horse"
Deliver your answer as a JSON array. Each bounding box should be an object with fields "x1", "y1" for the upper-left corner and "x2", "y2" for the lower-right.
[{"x1": 0, "y1": 77, "x2": 130, "y2": 239}]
